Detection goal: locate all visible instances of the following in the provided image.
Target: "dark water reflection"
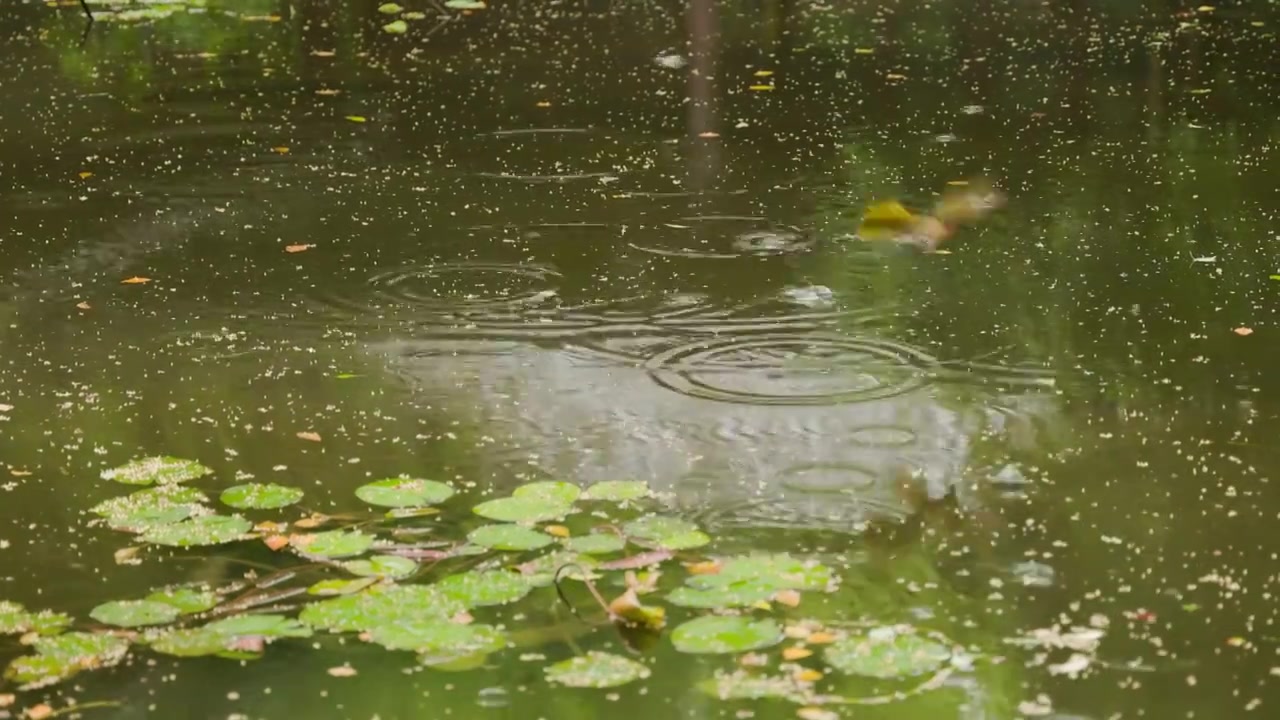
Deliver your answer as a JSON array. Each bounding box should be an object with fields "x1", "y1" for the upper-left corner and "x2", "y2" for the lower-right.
[{"x1": 1, "y1": 0, "x2": 1278, "y2": 718}]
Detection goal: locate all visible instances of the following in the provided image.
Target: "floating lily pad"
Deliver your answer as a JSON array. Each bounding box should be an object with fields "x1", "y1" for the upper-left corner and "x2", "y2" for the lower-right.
[
  {"x1": 356, "y1": 478, "x2": 455, "y2": 508},
  {"x1": 141, "y1": 514, "x2": 252, "y2": 547},
  {"x1": 145, "y1": 586, "x2": 218, "y2": 614},
  {"x1": 367, "y1": 619, "x2": 505, "y2": 658},
  {"x1": 517, "y1": 551, "x2": 599, "y2": 587},
  {"x1": 668, "y1": 583, "x2": 777, "y2": 609},
  {"x1": 0, "y1": 602, "x2": 71, "y2": 636},
  {"x1": 583, "y1": 480, "x2": 650, "y2": 502},
  {"x1": 149, "y1": 614, "x2": 310, "y2": 659},
  {"x1": 444, "y1": 0, "x2": 486, "y2": 8},
  {"x1": 513, "y1": 481, "x2": 581, "y2": 504},
  {"x1": 4, "y1": 632, "x2": 130, "y2": 689},
  {"x1": 101, "y1": 456, "x2": 212, "y2": 486},
  {"x1": 671, "y1": 616, "x2": 782, "y2": 655},
  {"x1": 699, "y1": 670, "x2": 811, "y2": 702},
  {"x1": 105, "y1": 504, "x2": 207, "y2": 532},
  {"x1": 220, "y1": 483, "x2": 304, "y2": 510},
  {"x1": 545, "y1": 651, "x2": 651, "y2": 688},
  {"x1": 92, "y1": 485, "x2": 209, "y2": 518},
  {"x1": 300, "y1": 585, "x2": 464, "y2": 634},
  {"x1": 294, "y1": 530, "x2": 375, "y2": 558},
  {"x1": 690, "y1": 553, "x2": 834, "y2": 593},
  {"x1": 437, "y1": 570, "x2": 531, "y2": 608},
  {"x1": 383, "y1": 19, "x2": 408, "y2": 33},
  {"x1": 205, "y1": 614, "x2": 312, "y2": 639},
  {"x1": 823, "y1": 629, "x2": 951, "y2": 678},
  {"x1": 342, "y1": 555, "x2": 418, "y2": 579},
  {"x1": 377, "y1": 2, "x2": 403, "y2": 12},
  {"x1": 149, "y1": 627, "x2": 240, "y2": 658},
  {"x1": 309, "y1": 578, "x2": 379, "y2": 596},
  {"x1": 468, "y1": 524, "x2": 554, "y2": 551},
  {"x1": 564, "y1": 533, "x2": 627, "y2": 555},
  {"x1": 624, "y1": 515, "x2": 711, "y2": 550},
  {"x1": 90, "y1": 600, "x2": 180, "y2": 628},
  {"x1": 473, "y1": 496, "x2": 572, "y2": 523}
]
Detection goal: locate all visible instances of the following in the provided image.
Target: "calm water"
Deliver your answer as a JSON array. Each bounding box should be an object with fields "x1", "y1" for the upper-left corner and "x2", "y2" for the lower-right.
[{"x1": 1, "y1": 0, "x2": 1278, "y2": 718}]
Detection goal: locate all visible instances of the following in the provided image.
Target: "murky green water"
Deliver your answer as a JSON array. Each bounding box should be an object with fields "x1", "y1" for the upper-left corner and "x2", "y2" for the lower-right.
[{"x1": 1, "y1": 0, "x2": 1278, "y2": 718}]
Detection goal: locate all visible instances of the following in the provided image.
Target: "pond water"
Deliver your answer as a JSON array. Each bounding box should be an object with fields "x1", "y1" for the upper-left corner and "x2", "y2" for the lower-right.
[{"x1": 1, "y1": 1, "x2": 1278, "y2": 718}]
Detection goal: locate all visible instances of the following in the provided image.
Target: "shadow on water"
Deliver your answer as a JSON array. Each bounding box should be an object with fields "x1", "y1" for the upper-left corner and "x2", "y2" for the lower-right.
[{"x1": 1, "y1": 0, "x2": 1279, "y2": 718}]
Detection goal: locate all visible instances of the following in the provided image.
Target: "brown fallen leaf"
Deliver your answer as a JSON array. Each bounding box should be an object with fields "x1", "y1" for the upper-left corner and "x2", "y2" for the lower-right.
[
  {"x1": 114, "y1": 547, "x2": 143, "y2": 565},
  {"x1": 25, "y1": 703, "x2": 54, "y2": 720},
  {"x1": 288, "y1": 533, "x2": 317, "y2": 550},
  {"x1": 535, "y1": 101, "x2": 552, "y2": 108},
  {"x1": 607, "y1": 588, "x2": 666, "y2": 631},
  {"x1": 76, "y1": 301, "x2": 91, "y2": 310},
  {"x1": 121, "y1": 276, "x2": 152, "y2": 285},
  {"x1": 263, "y1": 534, "x2": 290, "y2": 551},
  {"x1": 697, "y1": 131, "x2": 720, "y2": 138},
  {"x1": 774, "y1": 589, "x2": 802, "y2": 607},
  {"x1": 739, "y1": 652, "x2": 769, "y2": 667},
  {"x1": 285, "y1": 244, "x2": 313, "y2": 253},
  {"x1": 1233, "y1": 327, "x2": 1254, "y2": 336},
  {"x1": 296, "y1": 431, "x2": 322, "y2": 442},
  {"x1": 805, "y1": 631, "x2": 838, "y2": 645},
  {"x1": 782, "y1": 646, "x2": 813, "y2": 661},
  {"x1": 327, "y1": 665, "x2": 357, "y2": 677},
  {"x1": 9, "y1": 470, "x2": 31, "y2": 477},
  {"x1": 293, "y1": 514, "x2": 330, "y2": 529},
  {"x1": 0, "y1": 693, "x2": 15, "y2": 707}
]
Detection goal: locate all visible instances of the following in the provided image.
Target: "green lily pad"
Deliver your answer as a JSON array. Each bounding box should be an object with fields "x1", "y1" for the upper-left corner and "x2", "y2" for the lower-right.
[
  {"x1": 563, "y1": 533, "x2": 627, "y2": 555},
  {"x1": 342, "y1": 555, "x2": 418, "y2": 579},
  {"x1": 101, "y1": 456, "x2": 212, "y2": 486},
  {"x1": 668, "y1": 582, "x2": 777, "y2": 609},
  {"x1": 295, "y1": 530, "x2": 374, "y2": 558},
  {"x1": 444, "y1": 0, "x2": 486, "y2": 8},
  {"x1": 437, "y1": 570, "x2": 531, "y2": 608},
  {"x1": 300, "y1": 585, "x2": 464, "y2": 634},
  {"x1": 90, "y1": 600, "x2": 180, "y2": 628},
  {"x1": 623, "y1": 515, "x2": 711, "y2": 550},
  {"x1": 671, "y1": 616, "x2": 782, "y2": 655},
  {"x1": 472, "y1": 496, "x2": 572, "y2": 523},
  {"x1": 690, "y1": 553, "x2": 834, "y2": 593},
  {"x1": 92, "y1": 485, "x2": 209, "y2": 518},
  {"x1": 149, "y1": 615, "x2": 310, "y2": 659},
  {"x1": 583, "y1": 480, "x2": 650, "y2": 502},
  {"x1": 145, "y1": 586, "x2": 218, "y2": 614},
  {"x1": 468, "y1": 524, "x2": 554, "y2": 551},
  {"x1": 699, "y1": 670, "x2": 811, "y2": 702},
  {"x1": 0, "y1": 602, "x2": 72, "y2": 636},
  {"x1": 105, "y1": 504, "x2": 207, "y2": 532},
  {"x1": 149, "y1": 627, "x2": 240, "y2": 658},
  {"x1": 4, "y1": 632, "x2": 130, "y2": 689},
  {"x1": 377, "y1": 2, "x2": 403, "y2": 12},
  {"x1": 140, "y1": 514, "x2": 252, "y2": 547},
  {"x1": 367, "y1": 619, "x2": 505, "y2": 657},
  {"x1": 823, "y1": 629, "x2": 951, "y2": 678},
  {"x1": 545, "y1": 651, "x2": 651, "y2": 688},
  {"x1": 308, "y1": 578, "x2": 379, "y2": 596},
  {"x1": 205, "y1": 614, "x2": 312, "y2": 639},
  {"x1": 220, "y1": 483, "x2": 304, "y2": 510},
  {"x1": 383, "y1": 19, "x2": 408, "y2": 33},
  {"x1": 517, "y1": 551, "x2": 599, "y2": 587},
  {"x1": 513, "y1": 481, "x2": 581, "y2": 504},
  {"x1": 356, "y1": 478, "x2": 455, "y2": 508}
]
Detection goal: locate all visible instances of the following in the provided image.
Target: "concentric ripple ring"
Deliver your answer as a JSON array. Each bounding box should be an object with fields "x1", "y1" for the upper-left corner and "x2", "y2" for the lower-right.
[{"x1": 367, "y1": 262, "x2": 561, "y2": 311}]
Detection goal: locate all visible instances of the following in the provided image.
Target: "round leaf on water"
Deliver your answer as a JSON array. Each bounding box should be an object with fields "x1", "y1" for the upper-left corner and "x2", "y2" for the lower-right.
[
  {"x1": 90, "y1": 600, "x2": 180, "y2": 628},
  {"x1": 342, "y1": 555, "x2": 418, "y2": 579},
  {"x1": 437, "y1": 570, "x2": 531, "y2": 608},
  {"x1": 513, "y1": 481, "x2": 581, "y2": 504},
  {"x1": 564, "y1": 533, "x2": 626, "y2": 555},
  {"x1": 823, "y1": 630, "x2": 951, "y2": 678},
  {"x1": 583, "y1": 480, "x2": 650, "y2": 502},
  {"x1": 220, "y1": 483, "x2": 304, "y2": 510},
  {"x1": 101, "y1": 456, "x2": 212, "y2": 486},
  {"x1": 671, "y1": 616, "x2": 782, "y2": 655},
  {"x1": 204, "y1": 614, "x2": 312, "y2": 640},
  {"x1": 309, "y1": 578, "x2": 379, "y2": 596},
  {"x1": 624, "y1": 515, "x2": 711, "y2": 550},
  {"x1": 300, "y1": 585, "x2": 463, "y2": 633},
  {"x1": 545, "y1": 651, "x2": 651, "y2": 688},
  {"x1": 295, "y1": 530, "x2": 374, "y2": 558},
  {"x1": 106, "y1": 504, "x2": 206, "y2": 532},
  {"x1": 699, "y1": 670, "x2": 810, "y2": 702},
  {"x1": 383, "y1": 19, "x2": 408, "y2": 33},
  {"x1": 0, "y1": 602, "x2": 71, "y2": 636},
  {"x1": 6, "y1": 632, "x2": 130, "y2": 689},
  {"x1": 92, "y1": 485, "x2": 208, "y2": 518},
  {"x1": 145, "y1": 586, "x2": 218, "y2": 614},
  {"x1": 473, "y1": 496, "x2": 571, "y2": 523},
  {"x1": 141, "y1": 514, "x2": 252, "y2": 547},
  {"x1": 149, "y1": 627, "x2": 237, "y2": 658},
  {"x1": 468, "y1": 524, "x2": 554, "y2": 551},
  {"x1": 367, "y1": 619, "x2": 505, "y2": 657},
  {"x1": 356, "y1": 478, "x2": 454, "y2": 508},
  {"x1": 517, "y1": 551, "x2": 599, "y2": 587},
  {"x1": 690, "y1": 553, "x2": 833, "y2": 593},
  {"x1": 668, "y1": 582, "x2": 777, "y2": 609},
  {"x1": 377, "y1": 2, "x2": 403, "y2": 12}
]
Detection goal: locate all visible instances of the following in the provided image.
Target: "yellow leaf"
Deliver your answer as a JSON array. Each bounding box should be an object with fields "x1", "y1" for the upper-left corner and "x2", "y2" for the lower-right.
[
  {"x1": 607, "y1": 588, "x2": 666, "y2": 631},
  {"x1": 685, "y1": 560, "x2": 722, "y2": 575},
  {"x1": 805, "y1": 631, "x2": 838, "y2": 645},
  {"x1": 536, "y1": 101, "x2": 552, "y2": 108},
  {"x1": 782, "y1": 646, "x2": 813, "y2": 660},
  {"x1": 794, "y1": 669, "x2": 823, "y2": 683},
  {"x1": 311, "y1": 50, "x2": 336, "y2": 57},
  {"x1": 121, "y1": 276, "x2": 152, "y2": 284},
  {"x1": 1233, "y1": 327, "x2": 1253, "y2": 336},
  {"x1": 345, "y1": 115, "x2": 367, "y2": 123},
  {"x1": 78, "y1": 171, "x2": 93, "y2": 179},
  {"x1": 749, "y1": 84, "x2": 775, "y2": 91},
  {"x1": 285, "y1": 244, "x2": 314, "y2": 253},
  {"x1": 544, "y1": 524, "x2": 570, "y2": 538},
  {"x1": 854, "y1": 47, "x2": 875, "y2": 54},
  {"x1": 272, "y1": 146, "x2": 290, "y2": 154},
  {"x1": 753, "y1": 70, "x2": 774, "y2": 77},
  {"x1": 886, "y1": 73, "x2": 907, "y2": 80}
]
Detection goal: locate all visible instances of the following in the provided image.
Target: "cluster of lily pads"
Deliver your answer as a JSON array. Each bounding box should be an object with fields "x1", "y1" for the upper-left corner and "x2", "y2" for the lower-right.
[{"x1": 0, "y1": 456, "x2": 971, "y2": 704}]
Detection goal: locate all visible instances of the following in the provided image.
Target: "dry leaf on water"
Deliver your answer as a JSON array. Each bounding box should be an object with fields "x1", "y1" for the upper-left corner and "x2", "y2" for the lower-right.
[
  {"x1": 0, "y1": 693, "x2": 15, "y2": 707},
  {"x1": 121, "y1": 276, "x2": 152, "y2": 285},
  {"x1": 285, "y1": 244, "x2": 313, "y2": 253},
  {"x1": 327, "y1": 665, "x2": 357, "y2": 677},
  {"x1": 263, "y1": 534, "x2": 290, "y2": 551},
  {"x1": 296, "y1": 431, "x2": 322, "y2": 442},
  {"x1": 114, "y1": 547, "x2": 143, "y2": 565},
  {"x1": 1233, "y1": 327, "x2": 1254, "y2": 336},
  {"x1": 782, "y1": 646, "x2": 813, "y2": 660},
  {"x1": 76, "y1": 301, "x2": 91, "y2": 310},
  {"x1": 25, "y1": 704, "x2": 54, "y2": 720}
]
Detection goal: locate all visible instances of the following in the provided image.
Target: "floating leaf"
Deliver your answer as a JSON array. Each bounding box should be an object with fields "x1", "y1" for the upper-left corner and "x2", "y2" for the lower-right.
[
  {"x1": 0, "y1": 602, "x2": 71, "y2": 636},
  {"x1": 699, "y1": 670, "x2": 811, "y2": 702},
  {"x1": 671, "y1": 616, "x2": 783, "y2": 654},
  {"x1": 583, "y1": 480, "x2": 650, "y2": 502},
  {"x1": 545, "y1": 651, "x2": 651, "y2": 688},
  {"x1": 383, "y1": 19, "x2": 408, "y2": 33},
  {"x1": 377, "y1": 2, "x2": 403, "y2": 12},
  {"x1": 345, "y1": 115, "x2": 367, "y2": 123},
  {"x1": 92, "y1": 486, "x2": 208, "y2": 518},
  {"x1": 300, "y1": 585, "x2": 464, "y2": 634},
  {"x1": 356, "y1": 478, "x2": 455, "y2": 508},
  {"x1": 89, "y1": 600, "x2": 180, "y2": 628},
  {"x1": 624, "y1": 516, "x2": 711, "y2": 550},
  {"x1": 367, "y1": 619, "x2": 505, "y2": 659},
  {"x1": 294, "y1": 530, "x2": 374, "y2": 558},
  {"x1": 444, "y1": 0, "x2": 486, "y2": 8},
  {"x1": 220, "y1": 483, "x2": 304, "y2": 510},
  {"x1": 473, "y1": 496, "x2": 572, "y2": 523},
  {"x1": 309, "y1": 578, "x2": 379, "y2": 596},
  {"x1": 688, "y1": 553, "x2": 834, "y2": 593},
  {"x1": 513, "y1": 481, "x2": 581, "y2": 504},
  {"x1": 564, "y1": 533, "x2": 626, "y2": 555},
  {"x1": 437, "y1": 571, "x2": 531, "y2": 608},
  {"x1": 668, "y1": 583, "x2": 777, "y2": 609},
  {"x1": 205, "y1": 614, "x2": 312, "y2": 640},
  {"x1": 101, "y1": 457, "x2": 212, "y2": 486},
  {"x1": 468, "y1": 524, "x2": 554, "y2": 551},
  {"x1": 4, "y1": 632, "x2": 129, "y2": 689},
  {"x1": 145, "y1": 586, "x2": 218, "y2": 614},
  {"x1": 104, "y1": 504, "x2": 205, "y2": 532},
  {"x1": 141, "y1": 515, "x2": 252, "y2": 547},
  {"x1": 517, "y1": 551, "x2": 599, "y2": 587},
  {"x1": 341, "y1": 555, "x2": 418, "y2": 579},
  {"x1": 823, "y1": 630, "x2": 951, "y2": 678}
]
